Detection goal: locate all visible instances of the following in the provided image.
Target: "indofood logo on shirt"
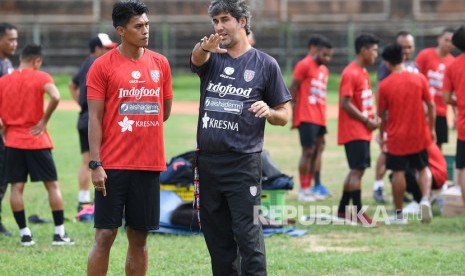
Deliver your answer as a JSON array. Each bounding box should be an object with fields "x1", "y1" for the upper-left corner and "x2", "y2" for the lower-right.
[
  {"x1": 206, "y1": 82, "x2": 252, "y2": 98},
  {"x1": 118, "y1": 87, "x2": 160, "y2": 100}
]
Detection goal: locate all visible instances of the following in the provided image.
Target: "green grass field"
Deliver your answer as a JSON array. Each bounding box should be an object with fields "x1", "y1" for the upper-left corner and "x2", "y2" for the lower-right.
[{"x1": 0, "y1": 75, "x2": 464, "y2": 275}]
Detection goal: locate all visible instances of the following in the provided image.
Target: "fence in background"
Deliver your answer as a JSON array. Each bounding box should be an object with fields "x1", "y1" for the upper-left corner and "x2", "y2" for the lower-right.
[{"x1": 1, "y1": 0, "x2": 464, "y2": 74}]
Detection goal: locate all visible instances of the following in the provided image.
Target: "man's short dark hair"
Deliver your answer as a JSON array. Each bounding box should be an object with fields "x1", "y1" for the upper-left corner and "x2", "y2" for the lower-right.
[
  {"x1": 452, "y1": 26, "x2": 465, "y2": 52},
  {"x1": 355, "y1": 33, "x2": 379, "y2": 54},
  {"x1": 208, "y1": 0, "x2": 251, "y2": 35},
  {"x1": 307, "y1": 34, "x2": 324, "y2": 48},
  {"x1": 21, "y1": 44, "x2": 42, "y2": 61},
  {"x1": 440, "y1": 27, "x2": 455, "y2": 37},
  {"x1": 382, "y1": 44, "x2": 403, "y2": 66},
  {"x1": 317, "y1": 37, "x2": 333, "y2": 49},
  {"x1": 0, "y1": 22, "x2": 17, "y2": 38},
  {"x1": 112, "y1": 0, "x2": 148, "y2": 28}
]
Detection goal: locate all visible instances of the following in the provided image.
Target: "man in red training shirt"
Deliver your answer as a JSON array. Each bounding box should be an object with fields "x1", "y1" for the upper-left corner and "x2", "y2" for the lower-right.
[
  {"x1": 416, "y1": 28, "x2": 455, "y2": 150},
  {"x1": 378, "y1": 43, "x2": 435, "y2": 224},
  {"x1": 0, "y1": 44, "x2": 74, "y2": 246},
  {"x1": 86, "y1": 1, "x2": 173, "y2": 275},
  {"x1": 337, "y1": 33, "x2": 381, "y2": 226},
  {"x1": 290, "y1": 35, "x2": 333, "y2": 202}
]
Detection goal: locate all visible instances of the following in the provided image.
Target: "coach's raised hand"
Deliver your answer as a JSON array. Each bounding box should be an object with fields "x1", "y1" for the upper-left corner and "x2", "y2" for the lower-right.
[{"x1": 200, "y1": 34, "x2": 227, "y2": 53}]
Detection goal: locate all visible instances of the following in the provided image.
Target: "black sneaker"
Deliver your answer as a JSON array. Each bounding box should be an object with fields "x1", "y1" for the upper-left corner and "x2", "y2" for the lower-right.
[
  {"x1": 52, "y1": 233, "x2": 75, "y2": 246},
  {"x1": 20, "y1": 235, "x2": 35, "y2": 246},
  {"x1": 373, "y1": 187, "x2": 387, "y2": 204},
  {"x1": 0, "y1": 223, "x2": 12, "y2": 236}
]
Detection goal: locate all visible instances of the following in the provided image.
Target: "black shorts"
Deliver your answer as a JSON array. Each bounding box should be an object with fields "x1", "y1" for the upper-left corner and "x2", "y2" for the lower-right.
[
  {"x1": 386, "y1": 150, "x2": 428, "y2": 171},
  {"x1": 344, "y1": 140, "x2": 371, "y2": 170},
  {"x1": 78, "y1": 128, "x2": 89, "y2": 153},
  {"x1": 456, "y1": 139, "x2": 465, "y2": 169},
  {"x1": 94, "y1": 169, "x2": 160, "y2": 231},
  {"x1": 298, "y1": 123, "x2": 327, "y2": 147},
  {"x1": 5, "y1": 147, "x2": 57, "y2": 183},
  {"x1": 435, "y1": 116, "x2": 448, "y2": 145}
]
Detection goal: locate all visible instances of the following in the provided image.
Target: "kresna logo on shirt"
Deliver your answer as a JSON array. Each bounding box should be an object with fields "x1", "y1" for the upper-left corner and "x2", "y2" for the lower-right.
[
  {"x1": 201, "y1": 112, "x2": 239, "y2": 132},
  {"x1": 118, "y1": 116, "x2": 160, "y2": 132}
]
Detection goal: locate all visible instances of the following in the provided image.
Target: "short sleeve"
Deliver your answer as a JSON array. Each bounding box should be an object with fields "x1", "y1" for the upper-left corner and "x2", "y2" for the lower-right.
[
  {"x1": 86, "y1": 60, "x2": 106, "y2": 100},
  {"x1": 292, "y1": 60, "x2": 307, "y2": 82},
  {"x1": 339, "y1": 71, "x2": 355, "y2": 98}
]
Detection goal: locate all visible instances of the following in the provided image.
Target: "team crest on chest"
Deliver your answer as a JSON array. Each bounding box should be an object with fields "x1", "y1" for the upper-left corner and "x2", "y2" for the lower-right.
[
  {"x1": 243, "y1": 70, "x2": 255, "y2": 82},
  {"x1": 151, "y1": 70, "x2": 160, "y2": 83}
]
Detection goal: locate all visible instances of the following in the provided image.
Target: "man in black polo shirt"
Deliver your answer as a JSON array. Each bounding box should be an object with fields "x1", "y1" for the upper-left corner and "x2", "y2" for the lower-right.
[{"x1": 190, "y1": 1, "x2": 291, "y2": 275}]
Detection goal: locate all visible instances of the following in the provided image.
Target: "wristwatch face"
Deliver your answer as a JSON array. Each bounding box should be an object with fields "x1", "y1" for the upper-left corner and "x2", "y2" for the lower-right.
[{"x1": 89, "y1": 161, "x2": 102, "y2": 169}]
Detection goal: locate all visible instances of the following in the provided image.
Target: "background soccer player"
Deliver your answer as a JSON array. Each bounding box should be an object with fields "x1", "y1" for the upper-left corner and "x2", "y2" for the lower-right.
[
  {"x1": 0, "y1": 22, "x2": 18, "y2": 236},
  {"x1": 373, "y1": 31, "x2": 418, "y2": 204},
  {"x1": 69, "y1": 33, "x2": 116, "y2": 218},
  {"x1": 378, "y1": 43, "x2": 435, "y2": 224},
  {"x1": 416, "y1": 28, "x2": 455, "y2": 150},
  {"x1": 290, "y1": 35, "x2": 333, "y2": 202},
  {"x1": 337, "y1": 33, "x2": 380, "y2": 226},
  {"x1": 0, "y1": 44, "x2": 73, "y2": 245}
]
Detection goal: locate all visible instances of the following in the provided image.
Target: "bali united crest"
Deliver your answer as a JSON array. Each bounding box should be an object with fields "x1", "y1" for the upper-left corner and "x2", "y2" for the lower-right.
[
  {"x1": 151, "y1": 70, "x2": 160, "y2": 83},
  {"x1": 243, "y1": 70, "x2": 255, "y2": 82}
]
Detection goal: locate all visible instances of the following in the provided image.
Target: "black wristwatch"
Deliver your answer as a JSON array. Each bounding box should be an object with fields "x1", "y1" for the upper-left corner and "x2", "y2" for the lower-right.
[{"x1": 89, "y1": 161, "x2": 103, "y2": 170}]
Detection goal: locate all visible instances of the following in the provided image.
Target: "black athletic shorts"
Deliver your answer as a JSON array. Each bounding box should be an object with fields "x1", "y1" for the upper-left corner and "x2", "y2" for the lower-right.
[
  {"x1": 94, "y1": 169, "x2": 160, "y2": 231},
  {"x1": 298, "y1": 122, "x2": 327, "y2": 147},
  {"x1": 344, "y1": 140, "x2": 371, "y2": 170},
  {"x1": 456, "y1": 139, "x2": 465, "y2": 169},
  {"x1": 78, "y1": 128, "x2": 89, "y2": 153},
  {"x1": 435, "y1": 116, "x2": 448, "y2": 145},
  {"x1": 386, "y1": 150, "x2": 428, "y2": 171},
  {"x1": 5, "y1": 147, "x2": 57, "y2": 183}
]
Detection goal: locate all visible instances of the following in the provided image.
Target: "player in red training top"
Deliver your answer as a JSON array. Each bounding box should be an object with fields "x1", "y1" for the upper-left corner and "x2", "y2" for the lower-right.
[
  {"x1": 337, "y1": 33, "x2": 380, "y2": 227},
  {"x1": 69, "y1": 33, "x2": 117, "y2": 217},
  {"x1": 86, "y1": 2, "x2": 173, "y2": 275},
  {"x1": 290, "y1": 35, "x2": 333, "y2": 202},
  {"x1": 378, "y1": 44, "x2": 435, "y2": 224},
  {"x1": 373, "y1": 31, "x2": 418, "y2": 204},
  {"x1": 443, "y1": 26, "x2": 465, "y2": 205},
  {"x1": 416, "y1": 28, "x2": 455, "y2": 150},
  {"x1": 0, "y1": 44, "x2": 74, "y2": 246}
]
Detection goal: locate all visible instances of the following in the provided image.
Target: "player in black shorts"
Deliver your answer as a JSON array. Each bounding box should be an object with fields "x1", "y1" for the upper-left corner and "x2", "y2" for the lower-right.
[{"x1": 69, "y1": 33, "x2": 116, "y2": 216}]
